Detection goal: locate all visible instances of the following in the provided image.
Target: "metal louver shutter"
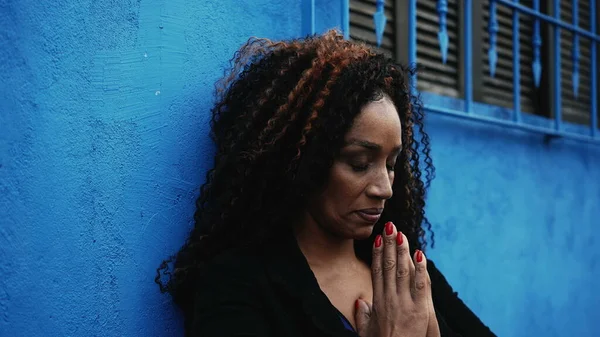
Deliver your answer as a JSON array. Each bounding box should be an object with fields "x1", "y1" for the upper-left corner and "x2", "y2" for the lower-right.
[
  {"x1": 482, "y1": 0, "x2": 536, "y2": 113},
  {"x1": 350, "y1": 0, "x2": 460, "y2": 98},
  {"x1": 416, "y1": 0, "x2": 460, "y2": 97},
  {"x1": 560, "y1": 1, "x2": 594, "y2": 125},
  {"x1": 349, "y1": 0, "x2": 395, "y2": 58}
]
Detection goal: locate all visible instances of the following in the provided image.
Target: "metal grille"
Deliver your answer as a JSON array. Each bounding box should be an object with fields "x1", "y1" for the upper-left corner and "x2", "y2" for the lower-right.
[
  {"x1": 350, "y1": 0, "x2": 460, "y2": 97},
  {"x1": 349, "y1": 0, "x2": 395, "y2": 58},
  {"x1": 415, "y1": 0, "x2": 460, "y2": 97},
  {"x1": 560, "y1": 0, "x2": 595, "y2": 125},
  {"x1": 345, "y1": 0, "x2": 599, "y2": 141},
  {"x1": 482, "y1": 0, "x2": 536, "y2": 113}
]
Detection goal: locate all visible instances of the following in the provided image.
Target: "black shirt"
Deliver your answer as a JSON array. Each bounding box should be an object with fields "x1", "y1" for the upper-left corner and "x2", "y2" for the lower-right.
[{"x1": 192, "y1": 232, "x2": 496, "y2": 337}]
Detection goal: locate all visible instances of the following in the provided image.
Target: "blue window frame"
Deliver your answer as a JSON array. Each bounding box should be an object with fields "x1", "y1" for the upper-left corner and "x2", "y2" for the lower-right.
[{"x1": 342, "y1": 0, "x2": 600, "y2": 144}]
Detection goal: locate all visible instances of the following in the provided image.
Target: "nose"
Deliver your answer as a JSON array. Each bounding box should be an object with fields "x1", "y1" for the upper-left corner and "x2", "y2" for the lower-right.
[{"x1": 365, "y1": 166, "x2": 393, "y2": 200}]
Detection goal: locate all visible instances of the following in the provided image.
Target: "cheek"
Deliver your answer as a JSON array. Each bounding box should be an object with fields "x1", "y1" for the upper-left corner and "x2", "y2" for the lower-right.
[{"x1": 325, "y1": 166, "x2": 365, "y2": 206}]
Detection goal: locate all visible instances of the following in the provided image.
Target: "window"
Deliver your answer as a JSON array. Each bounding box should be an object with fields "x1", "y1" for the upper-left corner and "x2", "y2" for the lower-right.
[
  {"x1": 558, "y1": 0, "x2": 596, "y2": 125},
  {"x1": 350, "y1": 0, "x2": 461, "y2": 97},
  {"x1": 349, "y1": 0, "x2": 600, "y2": 129},
  {"x1": 482, "y1": 0, "x2": 537, "y2": 114}
]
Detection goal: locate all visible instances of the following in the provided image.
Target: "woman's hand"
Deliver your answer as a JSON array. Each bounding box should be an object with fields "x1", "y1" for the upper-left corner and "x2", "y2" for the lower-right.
[{"x1": 354, "y1": 222, "x2": 440, "y2": 337}]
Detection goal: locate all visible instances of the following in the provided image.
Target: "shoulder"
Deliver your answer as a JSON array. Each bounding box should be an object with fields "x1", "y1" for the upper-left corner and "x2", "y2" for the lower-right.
[
  {"x1": 426, "y1": 258, "x2": 449, "y2": 289},
  {"x1": 426, "y1": 258, "x2": 455, "y2": 298},
  {"x1": 203, "y1": 247, "x2": 264, "y2": 273},
  {"x1": 426, "y1": 259, "x2": 498, "y2": 336},
  {"x1": 426, "y1": 259, "x2": 442, "y2": 279},
  {"x1": 193, "y1": 248, "x2": 268, "y2": 323},
  {"x1": 192, "y1": 248, "x2": 276, "y2": 336},
  {"x1": 197, "y1": 247, "x2": 266, "y2": 290}
]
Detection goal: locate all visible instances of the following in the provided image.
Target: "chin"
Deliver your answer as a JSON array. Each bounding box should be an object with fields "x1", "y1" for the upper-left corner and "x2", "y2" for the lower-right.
[{"x1": 351, "y1": 225, "x2": 375, "y2": 240}]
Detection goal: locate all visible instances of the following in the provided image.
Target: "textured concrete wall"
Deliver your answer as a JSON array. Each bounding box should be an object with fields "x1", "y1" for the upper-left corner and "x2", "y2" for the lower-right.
[
  {"x1": 1, "y1": 0, "x2": 598, "y2": 336},
  {"x1": 425, "y1": 112, "x2": 600, "y2": 337},
  {"x1": 0, "y1": 0, "x2": 308, "y2": 335}
]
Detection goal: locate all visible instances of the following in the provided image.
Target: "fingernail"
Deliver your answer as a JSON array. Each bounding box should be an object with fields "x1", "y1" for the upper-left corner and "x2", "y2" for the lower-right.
[
  {"x1": 375, "y1": 235, "x2": 382, "y2": 248},
  {"x1": 416, "y1": 250, "x2": 423, "y2": 263},
  {"x1": 355, "y1": 299, "x2": 360, "y2": 309},
  {"x1": 385, "y1": 222, "x2": 393, "y2": 235},
  {"x1": 396, "y1": 231, "x2": 403, "y2": 245}
]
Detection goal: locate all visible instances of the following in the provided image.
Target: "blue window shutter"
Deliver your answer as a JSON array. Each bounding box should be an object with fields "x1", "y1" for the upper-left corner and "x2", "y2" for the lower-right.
[
  {"x1": 349, "y1": 0, "x2": 395, "y2": 58},
  {"x1": 350, "y1": 0, "x2": 460, "y2": 98},
  {"x1": 415, "y1": 0, "x2": 460, "y2": 98},
  {"x1": 482, "y1": 0, "x2": 537, "y2": 114},
  {"x1": 560, "y1": 0, "x2": 595, "y2": 126}
]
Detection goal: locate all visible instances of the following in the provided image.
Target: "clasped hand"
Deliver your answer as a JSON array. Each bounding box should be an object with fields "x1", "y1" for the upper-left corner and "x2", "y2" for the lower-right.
[{"x1": 354, "y1": 222, "x2": 440, "y2": 337}]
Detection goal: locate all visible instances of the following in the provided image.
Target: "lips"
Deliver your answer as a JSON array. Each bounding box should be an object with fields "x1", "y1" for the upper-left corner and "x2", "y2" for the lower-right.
[
  {"x1": 359, "y1": 208, "x2": 384, "y2": 215},
  {"x1": 356, "y1": 208, "x2": 383, "y2": 223}
]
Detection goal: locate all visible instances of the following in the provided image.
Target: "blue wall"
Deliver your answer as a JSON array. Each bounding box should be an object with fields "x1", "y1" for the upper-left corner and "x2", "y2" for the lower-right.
[
  {"x1": 425, "y1": 112, "x2": 600, "y2": 337},
  {"x1": 0, "y1": 0, "x2": 598, "y2": 336}
]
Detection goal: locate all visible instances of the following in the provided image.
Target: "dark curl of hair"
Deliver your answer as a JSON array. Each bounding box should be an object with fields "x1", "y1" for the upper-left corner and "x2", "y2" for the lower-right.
[{"x1": 156, "y1": 30, "x2": 435, "y2": 331}]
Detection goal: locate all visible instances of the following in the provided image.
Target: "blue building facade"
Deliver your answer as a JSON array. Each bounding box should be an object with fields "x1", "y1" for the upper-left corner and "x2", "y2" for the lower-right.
[{"x1": 1, "y1": 0, "x2": 598, "y2": 336}]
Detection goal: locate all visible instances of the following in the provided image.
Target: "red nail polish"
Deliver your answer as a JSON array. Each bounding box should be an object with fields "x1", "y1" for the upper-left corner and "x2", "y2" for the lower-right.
[
  {"x1": 396, "y1": 231, "x2": 403, "y2": 245},
  {"x1": 355, "y1": 299, "x2": 360, "y2": 309},
  {"x1": 375, "y1": 235, "x2": 382, "y2": 248},
  {"x1": 385, "y1": 222, "x2": 393, "y2": 235},
  {"x1": 416, "y1": 250, "x2": 423, "y2": 263}
]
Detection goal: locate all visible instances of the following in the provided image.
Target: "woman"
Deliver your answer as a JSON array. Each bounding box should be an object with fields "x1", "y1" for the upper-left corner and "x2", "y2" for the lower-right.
[{"x1": 157, "y1": 31, "x2": 495, "y2": 337}]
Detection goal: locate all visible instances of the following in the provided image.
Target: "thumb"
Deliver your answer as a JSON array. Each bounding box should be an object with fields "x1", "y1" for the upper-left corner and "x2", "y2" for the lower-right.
[{"x1": 354, "y1": 298, "x2": 371, "y2": 334}]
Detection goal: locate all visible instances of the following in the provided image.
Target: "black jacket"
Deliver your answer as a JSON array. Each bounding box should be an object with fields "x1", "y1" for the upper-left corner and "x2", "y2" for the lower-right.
[{"x1": 192, "y1": 232, "x2": 496, "y2": 337}]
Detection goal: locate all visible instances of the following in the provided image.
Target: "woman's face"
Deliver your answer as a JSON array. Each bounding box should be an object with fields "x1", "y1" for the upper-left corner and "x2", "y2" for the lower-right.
[{"x1": 306, "y1": 95, "x2": 402, "y2": 239}]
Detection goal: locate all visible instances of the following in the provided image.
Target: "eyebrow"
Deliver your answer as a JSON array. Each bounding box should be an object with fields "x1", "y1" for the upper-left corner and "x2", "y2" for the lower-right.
[{"x1": 345, "y1": 139, "x2": 402, "y2": 153}]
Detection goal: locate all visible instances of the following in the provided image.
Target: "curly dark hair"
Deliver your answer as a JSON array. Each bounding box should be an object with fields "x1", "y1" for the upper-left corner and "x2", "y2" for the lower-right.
[{"x1": 156, "y1": 30, "x2": 435, "y2": 332}]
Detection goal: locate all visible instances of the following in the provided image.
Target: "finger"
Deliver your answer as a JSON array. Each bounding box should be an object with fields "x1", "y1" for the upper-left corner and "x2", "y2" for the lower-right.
[
  {"x1": 395, "y1": 231, "x2": 414, "y2": 302},
  {"x1": 412, "y1": 250, "x2": 432, "y2": 305},
  {"x1": 371, "y1": 234, "x2": 384, "y2": 304},
  {"x1": 427, "y1": 307, "x2": 442, "y2": 337},
  {"x1": 382, "y1": 221, "x2": 398, "y2": 293},
  {"x1": 354, "y1": 298, "x2": 372, "y2": 335},
  {"x1": 426, "y1": 271, "x2": 440, "y2": 337}
]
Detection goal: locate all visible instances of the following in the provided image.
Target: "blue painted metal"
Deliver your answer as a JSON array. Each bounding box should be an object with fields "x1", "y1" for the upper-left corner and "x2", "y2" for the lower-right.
[
  {"x1": 488, "y1": 0, "x2": 499, "y2": 77},
  {"x1": 373, "y1": 0, "x2": 387, "y2": 47},
  {"x1": 311, "y1": 0, "x2": 316, "y2": 34},
  {"x1": 464, "y1": 0, "x2": 473, "y2": 113},
  {"x1": 572, "y1": 0, "x2": 580, "y2": 97},
  {"x1": 592, "y1": 0, "x2": 598, "y2": 137},
  {"x1": 302, "y1": 0, "x2": 316, "y2": 36},
  {"x1": 553, "y1": 0, "x2": 562, "y2": 131},
  {"x1": 424, "y1": 103, "x2": 599, "y2": 143},
  {"x1": 513, "y1": 0, "x2": 521, "y2": 122},
  {"x1": 496, "y1": 0, "x2": 600, "y2": 41},
  {"x1": 437, "y1": 0, "x2": 449, "y2": 63},
  {"x1": 408, "y1": 0, "x2": 417, "y2": 94},
  {"x1": 532, "y1": 0, "x2": 542, "y2": 87},
  {"x1": 374, "y1": 0, "x2": 600, "y2": 143},
  {"x1": 342, "y1": 0, "x2": 350, "y2": 39}
]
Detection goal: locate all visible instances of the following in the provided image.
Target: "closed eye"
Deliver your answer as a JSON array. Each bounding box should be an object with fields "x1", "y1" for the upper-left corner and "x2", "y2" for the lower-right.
[{"x1": 351, "y1": 163, "x2": 370, "y2": 172}]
